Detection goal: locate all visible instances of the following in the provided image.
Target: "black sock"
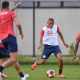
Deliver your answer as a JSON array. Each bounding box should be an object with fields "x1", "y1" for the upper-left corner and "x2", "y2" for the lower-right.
[
  {"x1": 0, "y1": 66, "x2": 4, "y2": 73},
  {"x1": 59, "y1": 69, "x2": 62, "y2": 75},
  {"x1": 19, "y1": 72, "x2": 24, "y2": 77}
]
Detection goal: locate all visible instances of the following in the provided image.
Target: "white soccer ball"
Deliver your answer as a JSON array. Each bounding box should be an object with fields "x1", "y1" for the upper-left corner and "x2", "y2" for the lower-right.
[{"x1": 46, "y1": 69, "x2": 55, "y2": 78}]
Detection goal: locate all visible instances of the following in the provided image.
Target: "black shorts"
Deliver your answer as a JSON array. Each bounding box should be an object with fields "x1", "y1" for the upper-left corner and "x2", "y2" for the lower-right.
[{"x1": 0, "y1": 35, "x2": 18, "y2": 58}]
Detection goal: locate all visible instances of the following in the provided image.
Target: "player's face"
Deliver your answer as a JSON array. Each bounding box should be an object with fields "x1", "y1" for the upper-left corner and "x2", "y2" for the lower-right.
[{"x1": 47, "y1": 20, "x2": 54, "y2": 28}]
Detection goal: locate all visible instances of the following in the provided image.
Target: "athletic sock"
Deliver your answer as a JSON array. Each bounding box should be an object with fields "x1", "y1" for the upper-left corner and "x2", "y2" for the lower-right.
[
  {"x1": 59, "y1": 69, "x2": 62, "y2": 75},
  {"x1": 0, "y1": 66, "x2": 4, "y2": 73},
  {"x1": 19, "y1": 72, "x2": 24, "y2": 77}
]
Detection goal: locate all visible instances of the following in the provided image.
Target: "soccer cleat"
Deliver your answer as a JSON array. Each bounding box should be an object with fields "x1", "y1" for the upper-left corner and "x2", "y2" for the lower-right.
[
  {"x1": 31, "y1": 61, "x2": 38, "y2": 70},
  {"x1": 0, "y1": 72, "x2": 2, "y2": 80},
  {"x1": 58, "y1": 74, "x2": 66, "y2": 78},
  {"x1": 1, "y1": 73, "x2": 8, "y2": 78},
  {"x1": 21, "y1": 74, "x2": 29, "y2": 80}
]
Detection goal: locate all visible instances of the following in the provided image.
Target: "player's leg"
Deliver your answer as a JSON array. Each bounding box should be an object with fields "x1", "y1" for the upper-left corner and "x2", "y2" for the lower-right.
[
  {"x1": 0, "y1": 58, "x2": 8, "y2": 78},
  {"x1": 31, "y1": 59, "x2": 46, "y2": 70},
  {"x1": 0, "y1": 59, "x2": 3, "y2": 66},
  {"x1": 0, "y1": 36, "x2": 28, "y2": 80},
  {"x1": 31, "y1": 45, "x2": 52, "y2": 70},
  {"x1": 14, "y1": 61, "x2": 23, "y2": 74},
  {"x1": 56, "y1": 53, "x2": 66, "y2": 78},
  {"x1": 0, "y1": 52, "x2": 18, "y2": 70},
  {"x1": 1, "y1": 58, "x2": 28, "y2": 79},
  {"x1": 56, "y1": 53, "x2": 63, "y2": 73},
  {"x1": 0, "y1": 36, "x2": 18, "y2": 79},
  {"x1": 0, "y1": 47, "x2": 11, "y2": 79},
  {"x1": 72, "y1": 39, "x2": 79, "y2": 63},
  {"x1": 53, "y1": 46, "x2": 65, "y2": 78},
  {"x1": 13, "y1": 61, "x2": 29, "y2": 80}
]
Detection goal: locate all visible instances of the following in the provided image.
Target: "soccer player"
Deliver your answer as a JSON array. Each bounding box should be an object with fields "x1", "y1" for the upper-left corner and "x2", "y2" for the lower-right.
[
  {"x1": 0, "y1": 1, "x2": 28, "y2": 80},
  {"x1": 31, "y1": 18, "x2": 68, "y2": 78},
  {"x1": 0, "y1": 1, "x2": 27, "y2": 79},
  {"x1": 72, "y1": 33, "x2": 80, "y2": 64}
]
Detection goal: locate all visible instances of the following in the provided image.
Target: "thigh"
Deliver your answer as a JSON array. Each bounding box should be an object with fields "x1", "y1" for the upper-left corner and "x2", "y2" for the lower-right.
[
  {"x1": 42, "y1": 48, "x2": 52, "y2": 59},
  {"x1": 9, "y1": 52, "x2": 18, "y2": 61},
  {"x1": 0, "y1": 58, "x2": 4, "y2": 65},
  {"x1": 56, "y1": 53, "x2": 63, "y2": 61},
  {"x1": 52, "y1": 46, "x2": 62, "y2": 56}
]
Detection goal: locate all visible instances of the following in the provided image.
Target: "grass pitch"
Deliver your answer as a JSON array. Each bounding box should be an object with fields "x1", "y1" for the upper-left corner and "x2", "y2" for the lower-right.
[
  {"x1": 3, "y1": 64, "x2": 80, "y2": 80},
  {"x1": 3, "y1": 55, "x2": 80, "y2": 80}
]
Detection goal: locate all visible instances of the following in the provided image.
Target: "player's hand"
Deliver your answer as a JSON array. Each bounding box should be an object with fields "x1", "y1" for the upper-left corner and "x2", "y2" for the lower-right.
[
  {"x1": 20, "y1": 33, "x2": 24, "y2": 40},
  {"x1": 64, "y1": 42, "x2": 68, "y2": 48},
  {"x1": 15, "y1": 2, "x2": 21, "y2": 8},
  {"x1": 11, "y1": 2, "x2": 21, "y2": 11},
  {"x1": 71, "y1": 54, "x2": 76, "y2": 63},
  {"x1": 38, "y1": 45, "x2": 42, "y2": 50}
]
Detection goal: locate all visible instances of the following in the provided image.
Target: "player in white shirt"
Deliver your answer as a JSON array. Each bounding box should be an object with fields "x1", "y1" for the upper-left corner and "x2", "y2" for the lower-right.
[{"x1": 31, "y1": 18, "x2": 68, "y2": 78}]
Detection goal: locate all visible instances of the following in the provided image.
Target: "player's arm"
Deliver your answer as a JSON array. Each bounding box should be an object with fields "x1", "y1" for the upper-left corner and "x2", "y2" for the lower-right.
[
  {"x1": 72, "y1": 39, "x2": 79, "y2": 61},
  {"x1": 38, "y1": 29, "x2": 44, "y2": 49},
  {"x1": 74, "y1": 39, "x2": 79, "y2": 56},
  {"x1": 11, "y1": 2, "x2": 21, "y2": 11},
  {"x1": 57, "y1": 27, "x2": 68, "y2": 48},
  {"x1": 14, "y1": 17, "x2": 24, "y2": 39}
]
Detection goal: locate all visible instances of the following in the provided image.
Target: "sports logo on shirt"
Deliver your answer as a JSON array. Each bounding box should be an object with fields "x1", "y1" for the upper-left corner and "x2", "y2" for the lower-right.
[{"x1": 47, "y1": 31, "x2": 53, "y2": 36}]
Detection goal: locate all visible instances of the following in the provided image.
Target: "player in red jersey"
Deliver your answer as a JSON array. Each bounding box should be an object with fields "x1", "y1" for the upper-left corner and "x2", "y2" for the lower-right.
[
  {"x1": 0, "y1": 1, "x2": 28, "y2": 80},
  {"x1": 72, "y1": 33, "x2": 80, "y2": 64}
]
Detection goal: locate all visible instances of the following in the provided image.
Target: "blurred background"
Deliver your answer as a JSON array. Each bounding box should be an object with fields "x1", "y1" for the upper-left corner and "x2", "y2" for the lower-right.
[{"x1": 0, "y1": 0, "x2": 80, "y2": 58}]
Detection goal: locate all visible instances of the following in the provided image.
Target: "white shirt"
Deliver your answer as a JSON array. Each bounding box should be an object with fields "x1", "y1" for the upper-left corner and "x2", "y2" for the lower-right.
[{"x1": 42, "y1": 25, "x2": 59, "y2": 46}]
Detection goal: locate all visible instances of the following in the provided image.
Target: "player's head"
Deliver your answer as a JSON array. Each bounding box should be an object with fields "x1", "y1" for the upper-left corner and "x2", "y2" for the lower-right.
[
  {"x1": 47, "y1": 18, "x2": 54, "y2": 28},
  {"x1": 2, "y1": 1, "x2": 9, "y2": 9}
]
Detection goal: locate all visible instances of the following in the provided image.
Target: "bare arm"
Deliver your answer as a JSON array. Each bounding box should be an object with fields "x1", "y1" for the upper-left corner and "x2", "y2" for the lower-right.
[
  {"x1": 40, "y1": 37, "x2": 43, "y2": 46},
  {"x1": 74, "y1": 39, "x2": 79, "y2": 56},
  {"x1": 11, "y1": 2, "x2": 21, "y2": 11},
  {"x1": 38, "y1": 30, "x2": 44, "y2": 49},
  {"x1": 72, "y1": 39, "x2": 79, "y2": 61},
  {"x1": 14, "y1": 18, "x2": 24, "y2": 39},
  {"x1": 58, "y1": 28, "x2": 68, "y2": 48}
]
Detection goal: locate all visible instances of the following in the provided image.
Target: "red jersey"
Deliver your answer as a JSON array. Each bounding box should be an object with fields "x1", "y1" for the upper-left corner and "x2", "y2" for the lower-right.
[
  {"x1": 0, "y1": 10, "x2": 16, "y2": 40},
  {"x1": 76, "y1": 33, "x2": 80, "y2": 41}
]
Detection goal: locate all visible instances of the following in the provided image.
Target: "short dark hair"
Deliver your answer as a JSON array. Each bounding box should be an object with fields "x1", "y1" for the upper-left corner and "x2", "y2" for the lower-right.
[
  {"x1": 48, "y1": 18, "x2": 54, "y2": 22},
  {"x1": 2, "y1": 1, "x2": 9, "y2": 9}
]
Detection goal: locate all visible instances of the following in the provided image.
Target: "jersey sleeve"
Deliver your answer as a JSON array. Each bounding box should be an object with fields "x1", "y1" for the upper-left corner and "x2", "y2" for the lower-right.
[
  {"x1": 10, "y1": 11, "x2": 16, "y2": 20},
  {"x1": 76, "y1": 33, "x2": 80, "y2": 41},
  {"x1": 40, "y1": 29, "x2": 44, "y2": 39}
]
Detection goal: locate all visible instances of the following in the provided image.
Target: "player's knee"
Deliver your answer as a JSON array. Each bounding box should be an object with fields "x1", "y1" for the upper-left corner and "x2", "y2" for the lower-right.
[
  {"x1": 58, "y1": 58, "x2": 63, "y2": 63},
  {"x1": 11, "y1": 57, "x2": 17, "y2": 63},
  {"x1": 10, "y1": 56, "x2": 18, "y2": 63}
]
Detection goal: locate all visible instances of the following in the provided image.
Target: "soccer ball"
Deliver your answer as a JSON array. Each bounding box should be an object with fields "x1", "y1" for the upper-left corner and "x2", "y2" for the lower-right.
[{"x1": 46, "y1": 69, "x2": 55, "y2": 78}]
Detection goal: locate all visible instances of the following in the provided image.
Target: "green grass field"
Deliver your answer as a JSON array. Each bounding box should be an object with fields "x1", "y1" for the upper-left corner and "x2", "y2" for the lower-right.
[
  {"x1": 3, "y1": 64, "x2": 80, "y2": 80},
  {"x1": 2, "y1": 56, "x2": 80, "y2": 80}
]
